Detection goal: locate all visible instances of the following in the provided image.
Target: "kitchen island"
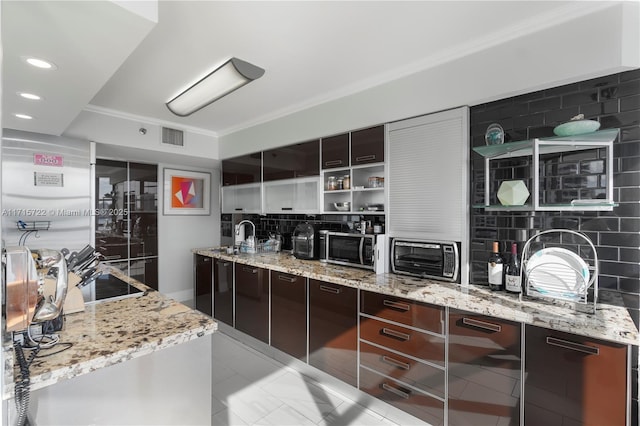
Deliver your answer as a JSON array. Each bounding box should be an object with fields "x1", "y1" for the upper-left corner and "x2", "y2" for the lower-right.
[{"x1": 2, "y1": 267, "x2": 216, "y2": 425}]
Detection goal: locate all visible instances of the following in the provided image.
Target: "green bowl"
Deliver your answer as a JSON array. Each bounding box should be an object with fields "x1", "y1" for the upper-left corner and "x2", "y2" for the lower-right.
[{"x1": 553, "y1": 120, "x2": 600, "y2": 136}]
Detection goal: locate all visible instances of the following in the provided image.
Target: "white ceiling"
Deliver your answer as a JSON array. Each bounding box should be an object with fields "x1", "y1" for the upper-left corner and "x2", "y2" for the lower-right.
[{"x1": 1, "y1": 0, "x2": 619, "y2": 139}]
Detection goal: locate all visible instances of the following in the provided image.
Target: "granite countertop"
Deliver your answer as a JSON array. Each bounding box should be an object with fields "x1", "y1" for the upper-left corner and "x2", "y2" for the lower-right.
[
  {"x1": 2, "y1": 266, "x2": 217, "y2": 399},
  {"x1": 193, "y1": 248, "x2": 638, "y2": 346}
]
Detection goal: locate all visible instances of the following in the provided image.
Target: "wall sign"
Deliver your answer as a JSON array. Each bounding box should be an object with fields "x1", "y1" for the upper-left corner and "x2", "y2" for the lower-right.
[
  {"x1": 34, "y1": 172, "x2": 64, "y2": 187},
  {"x1": 34, "y1": 153, "x2": 64, "y2": 167}
]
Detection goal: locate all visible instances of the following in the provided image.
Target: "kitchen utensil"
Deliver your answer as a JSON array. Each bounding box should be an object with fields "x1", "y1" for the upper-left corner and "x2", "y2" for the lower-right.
[
  {"x1": 525, "y1": 247, "x2": 590, "y2": 297},
  {"x1": 333, "y1": 202, "x2": 350, "y2": 211},
  {"x1": 553, "y1": 119, "x2": 600, "y2": 136},
  {"x1": 485, "y1": 123, "x2": 505, "y2": 145}
]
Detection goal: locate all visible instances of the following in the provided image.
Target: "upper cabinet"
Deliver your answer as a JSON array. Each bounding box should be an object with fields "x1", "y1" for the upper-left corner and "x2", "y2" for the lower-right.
[
  {"x1": 321, "y1": 133, "x2": 349, "y2": 169},
  {"x1": 222, "y1": 153, "x2": 262, "y2": 186},
  {"x1": 472, "y1": 129, "x2": 618, "y2": 211},
  {"x1": 263, "y1": 139, "x2": 319, "y2": 181},
  {"x1": 351, "y1": 125, "x2": 384, "y2": 166}
]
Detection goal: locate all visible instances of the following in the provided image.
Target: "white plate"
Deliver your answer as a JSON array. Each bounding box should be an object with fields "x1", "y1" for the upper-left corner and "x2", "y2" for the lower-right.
[{"x1": 526, "y1": 247, "x2": 590, "y2": 296}]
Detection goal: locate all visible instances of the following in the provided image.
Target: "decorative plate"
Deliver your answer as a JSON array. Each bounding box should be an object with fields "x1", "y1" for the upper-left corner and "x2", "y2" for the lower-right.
[{"x1": 485, "y1": 123, "x2": 505, "y2": 145}]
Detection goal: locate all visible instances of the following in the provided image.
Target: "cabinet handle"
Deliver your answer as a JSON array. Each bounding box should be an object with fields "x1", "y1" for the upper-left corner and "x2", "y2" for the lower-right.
[
  {"x1": 278, "y1": 274, "x2": 297, "y2": 283},
  {"x1": 325, "y1": 160, "x2": 343, "y2": 167},
  {"x1": 381, "y1": 355, "x2": 411, "y2": 371},
  {"x1": 102, "y1": 255, "x2": 121, "y2": 260},
  {"x1": 281, "y1": 207, "x2": 293, "y2": 211},
  {"x1": 242, "y1": 267, "x2": 258, "y2": 274},
  {"x1": 381, "y1": 327, "x2": 411, "y2": 342},
  {"x1": 202, "y1": 258, "x2": 211, "y2": 263},
  {"x1": 383, "y1": 300, "x2": 410, "y2": 312},
  {"x1": 319, "y1": 285, "x2": 342, "y2": 294},
  {"x1": 234, "y1": 208, "x2": 243, "y2": 211},
  {"x1": 221, "y1": 262, "x2": 230, "y2": 267},
  {"x1": 355, "y1": 154, "x2": 376, "y2": 163},
  {"x1": 546, "y1": 337, "x2": 599, "y2": 355},
  {"x1": 381, "y1": 383, "x2": 411, "y2": 399},
  {"x1": 462, "y1": 317, "x2": 502, "y2": 333}
]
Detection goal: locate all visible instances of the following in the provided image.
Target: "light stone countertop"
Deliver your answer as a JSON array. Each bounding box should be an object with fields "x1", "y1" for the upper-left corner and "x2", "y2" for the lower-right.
[
  {"x1": 193, "y1": 248, "x2": 638, "y2": 346},
  {"x1": 2, "y1": 266, "x2": 217, "y2": 399}
]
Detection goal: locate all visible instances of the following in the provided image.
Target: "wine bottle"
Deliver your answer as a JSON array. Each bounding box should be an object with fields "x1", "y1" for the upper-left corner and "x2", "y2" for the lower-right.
[
  {"x1": 487, "y1": 241, "x2": 504, "y2": 291},
  {"x1": 504, "y1": 242, "x2": 522, "y2": 294}
]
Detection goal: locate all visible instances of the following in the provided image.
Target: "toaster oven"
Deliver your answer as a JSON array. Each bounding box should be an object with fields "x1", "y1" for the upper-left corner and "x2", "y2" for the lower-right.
[{"x1": 390, "y1": 238, "x2": 460, "y2": 282}]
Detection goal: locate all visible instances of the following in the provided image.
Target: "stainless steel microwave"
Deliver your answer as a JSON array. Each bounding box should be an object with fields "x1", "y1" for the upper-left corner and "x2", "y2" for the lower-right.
[
  {"x1": 319, "y1": 231, "x2": 387, "y2": 274},
  {"x1": 390, "y1": 238, "x2": 460, "y2": 282}
]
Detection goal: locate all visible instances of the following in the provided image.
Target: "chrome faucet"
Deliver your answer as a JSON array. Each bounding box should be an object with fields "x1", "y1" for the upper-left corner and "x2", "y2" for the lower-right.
[{"x1": 235, "y1": 220, "x2": 256, "y2": 249}]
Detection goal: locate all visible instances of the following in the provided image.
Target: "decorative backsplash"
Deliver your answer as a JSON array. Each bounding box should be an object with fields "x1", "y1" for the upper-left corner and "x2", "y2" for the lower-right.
[{"x1": 470, "y1": 68, "x2": 640, "y2": 322}]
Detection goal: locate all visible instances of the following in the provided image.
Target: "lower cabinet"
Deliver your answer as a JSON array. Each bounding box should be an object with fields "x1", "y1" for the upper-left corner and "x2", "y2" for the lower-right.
[
  {"x1": 308, "y1": 279, "x2": 358, "y2": 387},
  {"x1": 194, "y1": 254, "x2": 212, "y2": 316},
  {"x1": 524, "y1": 325, "x2": 628, "y2": 426},
  {"x1": 359, "y1": 290, "x2": 446, "y2": 426},
  {"x1": 213, "y1": 258, "x2": 233, "y2": 326},
  {"x1": 234, "y1": 264, "x2": 269, "y2": 343},
  {"x1": 448, "y1": 309, "x2": 521, "y2": 426},
  {"x1": 270, "y1": 271, "x2": 307, "y2": 360}
]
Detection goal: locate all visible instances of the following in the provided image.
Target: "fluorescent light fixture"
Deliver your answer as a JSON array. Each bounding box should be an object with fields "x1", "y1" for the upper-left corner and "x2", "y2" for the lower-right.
[
  {"x1": 166, "y1": 57, "x2": 265, "y2": 117},
  {"x1": 15, "y1": 113, "x2": 33, "y2": 120},
  {"x1": 18, "y1": 92, "x2": 42, "y2": 100}
]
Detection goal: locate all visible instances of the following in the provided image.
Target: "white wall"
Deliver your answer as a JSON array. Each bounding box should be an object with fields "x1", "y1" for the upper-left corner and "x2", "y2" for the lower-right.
[
  {"x1": 219, "y1": 2, "x2": 639, "y2": 157},
  {"x1": 156, "y1": 163, "x2": 220, "y2": 301}
]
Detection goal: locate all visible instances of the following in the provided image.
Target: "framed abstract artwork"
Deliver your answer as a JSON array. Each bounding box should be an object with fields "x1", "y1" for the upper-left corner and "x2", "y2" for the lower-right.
[{"x1": 163, "y1": 168, "x2": 211, "y2": 215}]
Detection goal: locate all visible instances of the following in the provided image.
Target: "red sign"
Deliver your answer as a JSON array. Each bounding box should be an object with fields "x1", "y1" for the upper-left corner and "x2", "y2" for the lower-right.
[{"x1": 34, "y1": 154, "x2": 63, "y2": 167}]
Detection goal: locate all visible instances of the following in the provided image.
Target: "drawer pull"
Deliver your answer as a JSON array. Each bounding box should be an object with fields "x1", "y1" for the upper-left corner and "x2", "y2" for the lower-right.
[
  {"x1": 546, "y1": 337, "x2": 600, "y2": 355},
  {"x1": 281, "y1": 207, "x2": 293, "y2": 211},
  {"x1": 319, "y1": 285, "x2": 342, "y2": 294},
  {"x1": 355, "y1": 154, "x2": 376, "y2": 163},
  {"x1": 202, "y1": 258, "x2": 211, "y2": 263},
  {"x1": 381, "y1": 355, "x2": 410, "y2": 371},
  {"x1": 462, "y1": 317, "x2": 502, "y2": 333},
  {"x1": 102, "y1": 255, "x2": 122, "y2": 260},
  {"x1": 278, "y1": 274, "x2": 297, "y2": 283},
  {"x1": 383, "y1": 300, "x2": 410, "y2": 312},
  {"x1": 381, "y1": 327, "x2": 411, "y2": 342},
  {"x1": 234, "y1": 208, "x2": 244, "y2": 211},
  {"x1": 325, "y1": 160, "x2": 343, "y2": 167},
  {"x1": 242, "y1": 267, "x2": 258, "y2": 274},
  {"x1": 381, "y1": 383, "x2": 411, "y2": 399},
  {"x1": 220, "y1": 262, "x2": 230, "y2": 267}
]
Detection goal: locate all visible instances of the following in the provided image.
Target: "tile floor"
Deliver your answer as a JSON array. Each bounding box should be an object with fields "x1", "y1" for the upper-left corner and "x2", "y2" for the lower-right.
[{"x1": 211, "y1": 332, "x2": 403, "y2": 426}]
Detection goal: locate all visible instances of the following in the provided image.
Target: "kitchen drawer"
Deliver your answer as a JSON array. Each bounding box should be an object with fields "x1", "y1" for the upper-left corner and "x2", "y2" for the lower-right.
[
  {"x1": 359, "y1": 341, "x2": 445, "y2": 398},
  {"x1": 360, "y1": 290, "x2": 444, "y2": 334},
  {"x1": 359, "y1": 316, "x2": 445, "y2": 366},
  {"x1": 359, "y1": 367, "x2": 444, "y2": 426}
]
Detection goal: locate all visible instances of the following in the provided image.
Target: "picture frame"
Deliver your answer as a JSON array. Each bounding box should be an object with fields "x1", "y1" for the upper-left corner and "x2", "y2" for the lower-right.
[{"x1": 163, "y1": 168, "x2": 211, "y2": 215}]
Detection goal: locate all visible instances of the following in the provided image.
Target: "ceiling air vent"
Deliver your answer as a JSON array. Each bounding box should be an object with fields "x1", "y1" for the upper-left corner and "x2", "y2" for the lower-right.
[{"x1": 161, "y1": 127, "x2": 184, "y2": 147}]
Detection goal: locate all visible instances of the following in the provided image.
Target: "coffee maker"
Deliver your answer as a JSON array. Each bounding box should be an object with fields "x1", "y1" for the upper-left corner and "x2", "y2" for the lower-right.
[{"x1": 292, "y1": 222, "x2": 319, "y2": 259}]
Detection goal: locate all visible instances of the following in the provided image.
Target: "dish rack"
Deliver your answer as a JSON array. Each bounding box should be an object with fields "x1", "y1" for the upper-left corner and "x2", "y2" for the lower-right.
[{"x1": 520, "y1": 229, "x2": 598, "y2": 314}]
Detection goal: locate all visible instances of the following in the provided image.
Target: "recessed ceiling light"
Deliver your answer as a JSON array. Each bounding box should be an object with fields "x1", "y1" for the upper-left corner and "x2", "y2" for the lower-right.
[
  {"x1": 15, "y1": 114, "x2": 33, "y2": 120},
  {"x1": 18, "y1": 92, "x2": 42, "y2": 101},
  {"x1": 22, "y1": 56, "x2": 57, "y2": 70}
]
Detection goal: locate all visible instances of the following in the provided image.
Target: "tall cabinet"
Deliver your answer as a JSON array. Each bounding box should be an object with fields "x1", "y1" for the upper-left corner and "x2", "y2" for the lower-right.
[{"x1": 95, "y1": 159, "x2": 158, "y2": 289}]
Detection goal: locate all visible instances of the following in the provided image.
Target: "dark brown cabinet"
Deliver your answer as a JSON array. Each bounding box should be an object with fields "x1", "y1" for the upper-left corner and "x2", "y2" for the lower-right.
[
  {"x1": 194, "y1": 255, "x2": 212, "y2": 316},
  {"x1": 222, "y1": 153, "x2": 262, "y2": 186},
  {"x1": 351, "y1": 125, "x2": 384, "y2": 166},
  {"x1": 524, "y1": 325, "x2": 627, "y2": 426},
  {"x1": 321, "y1": 133, "x2": 349, "y2": 169},
  {"x1": 308, "y1": 279, "x2": 358, "y2": 386},
  {"x1": 213, "y1": 258, "x2": 233, "y2": 326},
  {"x1": 270, "y1": 271, "x2": 306, "y2": 360},
  {"x1": 234, "y1": 264, "x2": 269, "y2": 343},
  {"x1": 359, "y1": 290, "x2": 446, "y2": 426},
  {"x1": 263, "y1": 139, "x2": 320, "y2": 181},
  {"x1": 448, "y1": 309, "x2": 521, "y2": 426}
]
